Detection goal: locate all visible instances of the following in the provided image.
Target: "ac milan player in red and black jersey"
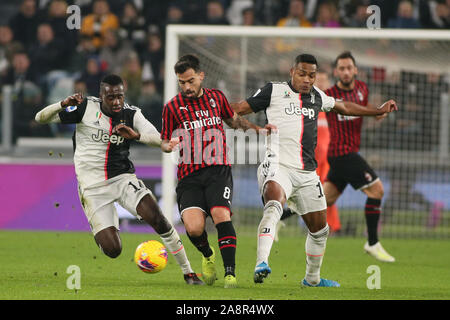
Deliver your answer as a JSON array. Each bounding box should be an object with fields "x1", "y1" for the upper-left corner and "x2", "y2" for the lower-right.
[
  {"x1": 324, "y1": 51, "x2": 395, "y2": 262},
  {"x1": 161, "y1": 54, "x2": 274, "y2": 288}
]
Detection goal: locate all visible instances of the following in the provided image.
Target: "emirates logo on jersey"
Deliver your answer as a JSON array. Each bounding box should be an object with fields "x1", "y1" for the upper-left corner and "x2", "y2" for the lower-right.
[{"x1": 182, "y1": 109, "x2": 222, "y2": 130}]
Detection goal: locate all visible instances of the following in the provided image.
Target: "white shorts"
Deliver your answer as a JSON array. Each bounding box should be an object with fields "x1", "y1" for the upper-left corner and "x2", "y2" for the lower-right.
[
  {"x1": 78, "y1": 173, "x2": 152, "y2": 235},
  {"x1": 257, "y1": 163, "x2": 327, "y2": 215}
]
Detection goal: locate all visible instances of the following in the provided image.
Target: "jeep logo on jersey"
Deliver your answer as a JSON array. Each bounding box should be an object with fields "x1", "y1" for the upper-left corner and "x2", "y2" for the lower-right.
[
  {"x1": 285, "y1": 103, "x2": 315, "y2": 119},
  {"x1": 92, "y1": 129, "x2": 125, "y2": 145}
]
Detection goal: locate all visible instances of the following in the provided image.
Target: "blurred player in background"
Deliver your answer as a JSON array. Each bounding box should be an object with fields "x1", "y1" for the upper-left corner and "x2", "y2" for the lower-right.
[
  {"x1": 35, "y1": 74, "x2": 203, "y2": 285},
  {"x1": 277, "y1": 70, "x2": 341, "y2": 236},
  {"x1": 315, "y1": 71, "x2": 341, "y2": 233},
  {"x1": 161, "y1": 54, "x2": 274, "y2": 288},
  {"x1": 324, "y1": 51, "x2": 395, "y2": 262},
  {"x1": 232, "y1": 53, "x2": 397, "y2": 287}
]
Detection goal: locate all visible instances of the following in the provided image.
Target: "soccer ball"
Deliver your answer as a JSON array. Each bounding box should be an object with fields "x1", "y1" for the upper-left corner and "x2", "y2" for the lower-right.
[{"x1": 134, "y1": 240, "x2": 168, "y2": 274}]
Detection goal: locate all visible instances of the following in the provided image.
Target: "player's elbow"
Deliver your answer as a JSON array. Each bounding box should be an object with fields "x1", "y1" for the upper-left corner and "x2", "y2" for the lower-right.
[
  {"x1": 235, "y1": 108, "x2": 247, "y2": 116},
  {"x1": 35, "y1": 111, "x2": 46, "y2": 124},
  {"x1": 336, "y1": 103, "x2": 352, "y2": 116},
  {"x1": 340, "y1": 108, "x2": 352, "y2": 116},
  {"x1": 231, "y1": 101, "x2": 250, "y2": 116}
]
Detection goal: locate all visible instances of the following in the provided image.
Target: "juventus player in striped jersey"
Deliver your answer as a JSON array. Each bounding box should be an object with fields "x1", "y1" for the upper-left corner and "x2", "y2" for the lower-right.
[
  {"x1": 324, "y1": 51, "x2": 395, "y2": 262},
  {"x1": 232, "y1": 54, "x2": 397, "y2": 287},
  {"x1": 161, "y1": 55, "x2": 274, "y2": 288},
  {"x1": 35, "y1": 75, "x2": 203, "y2": 285}
]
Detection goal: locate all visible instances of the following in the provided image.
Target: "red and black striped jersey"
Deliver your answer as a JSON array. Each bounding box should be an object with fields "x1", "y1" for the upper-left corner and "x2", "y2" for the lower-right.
[
  {"x1": 161, "y1": 88, "x2": 234, "y2": 180},
  {"x1": 325, "y1": 80, "x2": 369, "y2": 157}
]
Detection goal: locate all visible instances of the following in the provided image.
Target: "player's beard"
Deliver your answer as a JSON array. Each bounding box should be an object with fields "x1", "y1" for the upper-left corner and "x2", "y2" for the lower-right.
[
  {"x1": 182, "y1": 87, "x2": 202, "y2": 98},
  {"x1": 340, "y1": 75, "x2": 355, "y2": 88}
]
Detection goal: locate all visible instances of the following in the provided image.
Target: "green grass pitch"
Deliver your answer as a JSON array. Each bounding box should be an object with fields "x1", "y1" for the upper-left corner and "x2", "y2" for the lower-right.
[{"x1": 1, "y1": 230, "x2": 449, "y2": 300}]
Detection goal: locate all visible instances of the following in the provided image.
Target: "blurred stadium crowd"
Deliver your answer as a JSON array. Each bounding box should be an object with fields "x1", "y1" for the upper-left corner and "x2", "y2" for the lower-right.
[{"x1": 0, "y1": 0, "x2": 449, "y2": 141}]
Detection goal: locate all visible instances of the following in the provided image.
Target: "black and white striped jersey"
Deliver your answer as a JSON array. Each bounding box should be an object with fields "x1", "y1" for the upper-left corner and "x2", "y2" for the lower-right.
[
  {"x1": 56, "y1": 97, "x2": 158, "y2": 188},
  {"x1": 247, "y1": 81, "x2": 335, "y2": 171}
]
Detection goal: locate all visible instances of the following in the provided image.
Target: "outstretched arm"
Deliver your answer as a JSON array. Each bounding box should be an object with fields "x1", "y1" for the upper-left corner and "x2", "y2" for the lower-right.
[
  {"x1": 35, "y1": 93, "x2": 84, "y2": 124},
  {"x1": 224, "y1": 111, "x2": 277, "y2": 134},
  {"x1": 333, "y1": 99, "x2": 397, "y2": 117},
  {"x1": 369, "y1": 103, "x2": 389, "y2": 121},
  {"x1": 230, "y1": 100, "x2": 254, "y2": 116}
]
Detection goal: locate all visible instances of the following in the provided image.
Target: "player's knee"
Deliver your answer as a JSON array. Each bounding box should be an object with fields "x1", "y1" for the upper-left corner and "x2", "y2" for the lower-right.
[
  {"x1": 184, "y1": 219, "x2": 204, "y2": 238},
  {"x1": 303, "y1": 210, "x2": 327, "y2": 233},
  {"x1": 95, "y1": 227, "x2": 122, "y2": 258},
  {"x1": 105, "y1": 247, "x2": 122, "y2": 259},
  {"x1": 376, "y1": 182, "x2": 384, "y2": 198},
  {"x1": 365, "y1": 181, "x2": 384, "y2": 199},
  {"x1": 325, "y1": 195, "x2": 335, "y2": 207},
  {"x1": 182, "y1": 209, "x2": 206, "y2": 237},
  {"x1": 101, "y1": 242, "x2": 122, "y2": 259},
  {"x1": 211, "y1": 208, "x2": 231, "y2": 225},
  {"x1": 263, "y1": 181, "x2": 286, "y2": 204},
  {"x1": 309, "y1": 221, "x2": 328, "y2": 234},
  {"x1": 323, "y1": 182, "x2": 339, "y2": 206}
]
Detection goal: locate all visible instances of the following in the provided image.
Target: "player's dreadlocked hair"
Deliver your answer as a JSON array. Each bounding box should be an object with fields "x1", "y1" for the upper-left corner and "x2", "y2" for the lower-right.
[
  {"x1": 295, "y1": 54, "x2": 318, "y2": 67},
  {"x1": 174, "y1": 54, "x2": 201, "y2": 74}
]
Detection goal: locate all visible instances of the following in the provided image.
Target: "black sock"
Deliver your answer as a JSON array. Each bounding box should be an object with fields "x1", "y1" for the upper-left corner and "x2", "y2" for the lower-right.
[
  {"x1": 280, "y1": 208, "x2": 296, "y2": 221},
  {"x1": 216, "y1": 221, "x2": 237, "y2": 276},
  {"x1": 187, "y1": 231, "x2": 213, "y2": 258},
  {"x1": 365, "y1": 198, "x2": 381, "y2": 246}
]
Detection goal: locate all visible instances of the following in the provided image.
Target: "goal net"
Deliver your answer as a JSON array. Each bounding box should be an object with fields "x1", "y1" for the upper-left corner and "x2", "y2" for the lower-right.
[{"x1": 163, "y1": 26, "x2": 450, "y2": 239}]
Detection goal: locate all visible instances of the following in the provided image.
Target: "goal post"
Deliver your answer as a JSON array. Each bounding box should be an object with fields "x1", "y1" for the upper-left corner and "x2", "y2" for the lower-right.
[
  {"x1": 161, "y1": 26, "x2": 179, "y2": 224},
  {"x1": 163, "y1": 25, "x2": 450, "y2": 237}
]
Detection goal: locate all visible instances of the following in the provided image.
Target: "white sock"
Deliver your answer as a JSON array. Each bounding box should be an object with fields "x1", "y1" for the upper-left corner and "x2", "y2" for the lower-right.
[
  {"x1": 160, "y1": 227, "x2": 193, "y2": 275},
  {"x1": 305, "y1": 224, "x2": 329, "y2": 285},
  {"x1": 256, "y1": 200, "x2": 283, "y2": 266}
]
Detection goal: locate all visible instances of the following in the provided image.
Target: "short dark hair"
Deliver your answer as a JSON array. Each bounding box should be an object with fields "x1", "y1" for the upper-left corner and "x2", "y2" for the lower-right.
[
  {"x1": 294, "y1": 54, "x2": 318, "y2": 67},
  {"x1": 174, "y1": 54, "x2": 201, "y2": 74},
  {"x1": 242, "y1": 6, "x2": 254, "y2": 15},
  {"x1": 101, "y1": 74, "x2": 123, "y2": 86},
  {"x1": 334, "y1": 51, "x2": 356, "y2": 67}
]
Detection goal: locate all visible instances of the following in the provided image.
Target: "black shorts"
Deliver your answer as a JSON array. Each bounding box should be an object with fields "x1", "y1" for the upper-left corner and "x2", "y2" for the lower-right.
[
  {"x1": 326, "y1": 152, "x2": 379, "y2": 193},
  {"x1": 176, "y1": 165, "x2": 233, "y2": 216}
]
